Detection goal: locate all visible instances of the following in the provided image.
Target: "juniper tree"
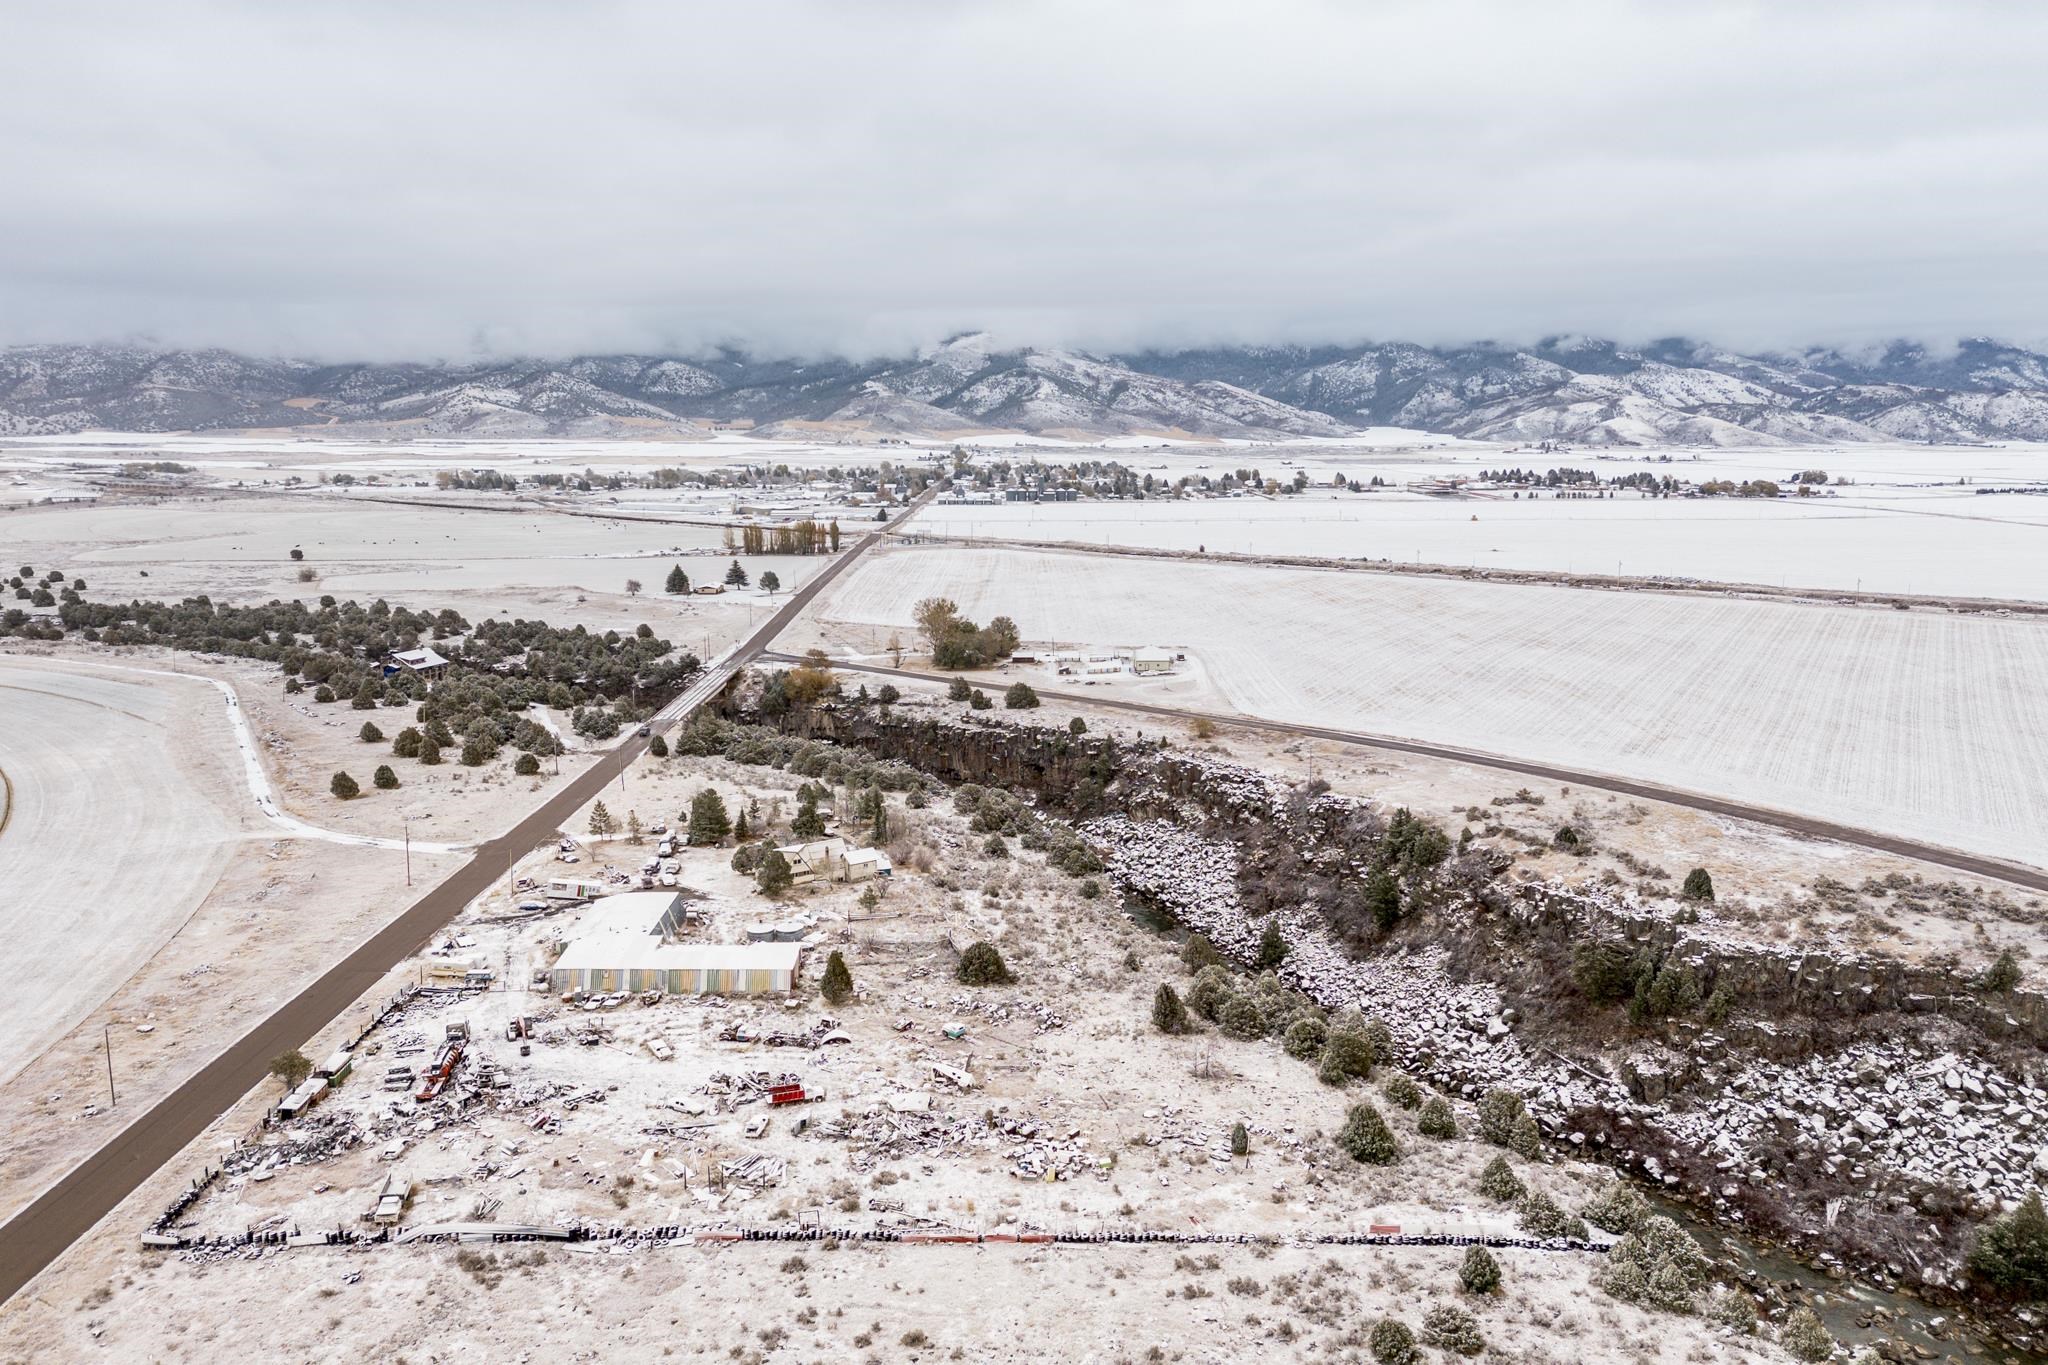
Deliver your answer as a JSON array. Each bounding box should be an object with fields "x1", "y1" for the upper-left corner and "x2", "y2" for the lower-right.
[
  {"x1": 1418, "y1": 1096, "x2": 1459, "y2": 1139},
  {"x1": 1969, "y1": 1190, "x2": 2048, "y2": 1296},
  {"x1": 1338, "y1": 1102, "x2": 1398, "y2": 1165},
  {"x1": 1681, "y1": 867, "x2": 1715, "y2": 901},
  {"x1": 1459, "y1": 1244, "x2": 1501, "y2": 1294},
  {"x1": 1367, "y1": 1318, "x2": 1416, "y2": 1365},
  {"x1": 1382, "y1": 1073, "x2": 1423, "y2": 1110},
  {"x1": 957, "y1": 941, "x2": 1014, "y2": 986},
  {"x1": 1476, "y1": 1088, "x2": 1526, "y2": 1146},
  {"x1": 329, "y1": 770, "x2": 360, "y2": 799},
  {"x1": 1255, "y1": 918, "x2": 1288, "y2": 969},
  {"x1": 372, "y1": 765, "x2": 399, "y2": 790},
  {"x1": 359, "y1": 721, "x2": 384, "y2": 743},
  {"x1": 1780, "y1": 1307, "x2": 1833, "y2": 1361},
  {"x1": 1476, "y1": 1155, "x2": 1525, "y2": 1203},
  {"x1": 1420, "y1": 1304, "x2": 1484, "y2": 1356},
  {"x1": 820, "y1": 951, "x2": 854, "y2": 1006}
]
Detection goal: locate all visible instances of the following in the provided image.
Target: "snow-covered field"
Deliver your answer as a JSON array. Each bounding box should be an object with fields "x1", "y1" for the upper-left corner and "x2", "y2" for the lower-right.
[
  {"x1": 814, "y1": 545, "x2": 2048, "y2": 870},
  {"x1": 919, "y1": 487, "x2": 2048, "y2": 599},
  {"x1": 0, "y1": 658, "x2": 241, "y2": 1085},
  {"x1": 0, "y1": 495, "x2": 822, "y2": 641}
]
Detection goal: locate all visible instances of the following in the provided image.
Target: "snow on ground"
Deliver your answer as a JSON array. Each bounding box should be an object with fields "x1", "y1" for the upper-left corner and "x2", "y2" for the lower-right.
[
  {"x1": 919, "y1": 487, "x2": 2048, "y2": 601},
  {"x1": 809, "y1": 544, "x2": 2048, "y2": 871},
  {"x1": 0, "y1": 657, "x2": 242, "y2": 1086},
  {"x1": 0, "y1": 494, "x2": 821, "y2": 644}
]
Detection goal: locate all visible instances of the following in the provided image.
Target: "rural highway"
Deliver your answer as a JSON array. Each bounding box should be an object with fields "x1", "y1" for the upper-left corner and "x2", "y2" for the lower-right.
[
  {"x1": 0, "y1": 488, "x2": 933, "y2": 1307},
  {"x1": 763, "y1": 653, "x2": 2048, "y2": 897}
]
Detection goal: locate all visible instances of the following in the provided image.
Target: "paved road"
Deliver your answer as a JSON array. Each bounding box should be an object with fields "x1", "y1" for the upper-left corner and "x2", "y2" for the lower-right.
[
  {"x1": 766, "y1": 653, "x2": 2048, "y2": 896},
  {"x1": 0, "y1": 489, "x2": 932, "y2": 1307}
]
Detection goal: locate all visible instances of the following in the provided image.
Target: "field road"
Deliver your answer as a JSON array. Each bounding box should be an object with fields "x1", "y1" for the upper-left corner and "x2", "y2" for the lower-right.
[
  {"x1": 766, "y1": 652, "x2": 2048, "y2": 897},
  {"x1": 0, "y1": 487, "x2": 934, "y2": 1307}
]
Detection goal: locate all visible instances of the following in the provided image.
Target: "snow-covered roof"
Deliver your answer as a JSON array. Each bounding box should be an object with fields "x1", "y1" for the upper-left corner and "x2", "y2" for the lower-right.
[
  {"x1": 390, "y1": 646, "x2": 449, "y2": 670},
  {"x1": 553, "y1": 891, "x2": 799, "y2": 975}
]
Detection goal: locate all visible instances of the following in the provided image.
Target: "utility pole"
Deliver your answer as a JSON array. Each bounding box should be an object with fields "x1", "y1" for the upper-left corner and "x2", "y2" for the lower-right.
[
  {"x1": 103, "y1": 1023, "x2": 116, "y2": 1108},
  {"x1": 404, "y1": 818, "x2": 412, "y2": 887}
]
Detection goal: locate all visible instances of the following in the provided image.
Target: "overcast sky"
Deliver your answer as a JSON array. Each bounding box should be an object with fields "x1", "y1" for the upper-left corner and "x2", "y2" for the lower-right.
[{"x1": 3, "y1": 0, "x2": 2045, "y2": 361}]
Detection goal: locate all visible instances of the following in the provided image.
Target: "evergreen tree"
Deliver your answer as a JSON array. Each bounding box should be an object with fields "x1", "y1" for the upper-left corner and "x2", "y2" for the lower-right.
[
  {"x1": 1983, "y1": 948, "x2": 2023, "y2": 994},
  {"x1": 329, "y1": 770, "x2": 360, "y2": 799},
  {"x1": 1477, "y1": 1088, "x2": 1526, "y2": 1146},
  {"x1": 1477, "y1": 1155, "x2": 1525, "y2": 1203},
  {"x1": 1508, "y1": 1112, "x2": 1543, "y2": 1159},
  {"x1": 1320, "y1": 1027, "x2": 1376, "y2": 1083},
  {"x1": 648, "y1": 733, "x2": 669, "y2": 758},
  {"x1": 791, "y1": 788, "x2": 826, "y2": 839},
  {"x1": 359, "y1": 721, "x2": 384, "y2": 743},
  {"x1": 756, "y1": 849, "x2": 794, "y2": 897},
  {"x1": 688, "y1": 788, "x2": 732, "y2": 845},
  {"x1": 514, "y1": 752, "x2": 541, "y2": 776},
  {"x1": 1337, "y1": 1102, "x2": 1398, "y2": 1165},
  {"x1": 1181, "y1": 934, "x2": 1226, "y2": 972},
  {"x1": 626, "y1": 811, "x2": 644, "y2": 844},
  {"x1": 820, "y1": 950, "x2": 855, "y2": 1005},
  {"x1": 1367, "y1": 1320, "x2": 1416, "y2": 1365},
  {"x1": 1459, "y1": 1245, "x2": 1501, "y2": 1294},
  {"x1": 759, "y1": 570, "x2": 780, "y2": 593},
  {"x1": 1151, "y1": 983, "x2": 1190, "y2": 1034},
  {"x1": 724, "y1": 558, "x2": 749, "y2": 587},
  {"x1": 1366, "y1": 869, "x2": 1402, "y2": 935},
  {"x1": 1969, "y1": 1191, "x2": 2048, "y2": 1296},
  {"x1": 392, "y1": 726, "x2": 423, "y2": 757},
  {"x1": 372, "y1": 764, "x2": 399, "y2": 790},
  {"x1": 733, "y1": 808, "x2": 750, "y2": 840},
  {"x1": 1256, "y1": 918, "x2": 1288, "y2": 969},
  {"x1": 1418, "y1": 1096, "x2": 1458, "y2": 1139},
  {"x1": 1230, "y1": 1122, "x2": 1249, "y2": 1157},
  {"x1": 957, "y1": 941, "x2": 1014, "y2": 986},
  {"x1": 588, "y1": 801, "x2": 617, "y2": 837},
  {"x1": 1382, "y1": 1073, "x2": 1423, "y2": 1110},
  {"x1": 418, "y1": 738, "x2": 444, "y2": 765},
  {"x1": 664, "y1": 564, "x2": 689, "y2": 594},
  {"x1": 1780, "y1": 1308, "x2": 1833, "y2": 1362},
  {"x1": 1681, "y1": 867, "x2": 1715, "y2": 901}
]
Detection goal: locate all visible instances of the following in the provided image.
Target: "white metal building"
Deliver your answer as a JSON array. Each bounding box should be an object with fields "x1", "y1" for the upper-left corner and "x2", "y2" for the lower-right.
[{"x1": 547, "y1": 890, "x2": 801, "y2": 995}]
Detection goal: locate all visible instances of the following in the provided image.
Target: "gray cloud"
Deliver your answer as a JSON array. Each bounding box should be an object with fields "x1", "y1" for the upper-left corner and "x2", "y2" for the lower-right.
[{"x1": 3, "y1": 0, "x2": 2045, "y2": 360}]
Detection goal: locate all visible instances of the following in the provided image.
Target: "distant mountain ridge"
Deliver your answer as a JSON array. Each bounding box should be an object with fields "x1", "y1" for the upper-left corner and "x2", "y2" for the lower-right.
[{"x1": 5, "y1": 334, "x2": 2048, "y2": 445}]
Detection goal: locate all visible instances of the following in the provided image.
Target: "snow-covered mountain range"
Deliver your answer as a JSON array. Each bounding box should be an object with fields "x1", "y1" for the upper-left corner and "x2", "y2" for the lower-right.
[{"x1": 6, "y1": 334, "x2": 2048, "y2": 445}]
